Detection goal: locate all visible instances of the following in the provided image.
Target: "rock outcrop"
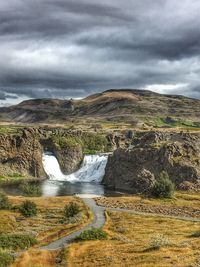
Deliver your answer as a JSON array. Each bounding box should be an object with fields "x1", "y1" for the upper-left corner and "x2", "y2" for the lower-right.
[
  {"x1": 0, "y1": 127, "x2": 84, "y2": 179},
  {"x1": 51, "y1": 144, "x2": 83, "y2": 174},
  {"x1": 103, "y1": 131, "x2": 200, "y2": 193},
  {"x1": 0, "y1": 128, "x2": 46, "y2": 179}
]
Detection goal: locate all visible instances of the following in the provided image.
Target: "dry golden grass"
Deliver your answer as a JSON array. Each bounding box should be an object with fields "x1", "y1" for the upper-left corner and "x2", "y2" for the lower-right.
[
  {"x1": 96, "y1": 191, "x2": 200, "y2": 211},
  {"x1": 11, "y1": 249, "x2": 59, "y2": 267},
  {"x1": 9, "y1": 193, "x2": 200, "y2": 267},
  {"x1": 0, "y1": 196, "x2": 92, "y2": 246},
  {"x1": 67, "y1": 211, "x2": 200, "y2": 267}
]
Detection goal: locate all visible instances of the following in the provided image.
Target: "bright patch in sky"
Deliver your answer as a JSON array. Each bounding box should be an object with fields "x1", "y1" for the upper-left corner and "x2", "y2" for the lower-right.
[{"x1": 145, "y1": 84, "x2": 188, "y2": 94}]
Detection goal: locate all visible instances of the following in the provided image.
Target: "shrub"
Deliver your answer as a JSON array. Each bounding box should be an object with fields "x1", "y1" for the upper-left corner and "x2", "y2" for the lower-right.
[
  {"x1": 0, "y1": 250, "x2": 14, "y2": 267},
  {"x1": 50, "y1": 135, "x2": 79, "y2": 149},
  {"x1": 147, "y1": 234, "x2": 172, "y2": 251},
  {"x1": 80, "y1": 133, "x2": 109, "y2": 154},
  {"x1": 152, "y1": 171, "x2": 175, "y2": 198},
  {"x1": 19, "y1": 200, "x2": 37, "y2": 217},
  {"x1": 20, "y1": 183, "x2": 42, "y2": 197},
  {"x1": 0, "y1": 234, "x2": 37, "y2": 250},
  {"x1": 60, "y1": 212, "x2": 82, "y2": 225},
  {"x1": 189, "y1": 231, "x2": 200, "y2": 238},
  {"x1": 76, "y1": 228, "x2": 108, "y2": 241},
  {"x1": 0, "y1": 191, "x2": 11, "y2": 210},
  {"x1": 63, "y1": 202, "x2": 81, "y2": 219}
]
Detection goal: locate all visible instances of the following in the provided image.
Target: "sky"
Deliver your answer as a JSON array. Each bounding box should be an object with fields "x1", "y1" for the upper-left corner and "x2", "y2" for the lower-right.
[{"x1": 0, "y1": 0, "x2": 200, "y2": 106}]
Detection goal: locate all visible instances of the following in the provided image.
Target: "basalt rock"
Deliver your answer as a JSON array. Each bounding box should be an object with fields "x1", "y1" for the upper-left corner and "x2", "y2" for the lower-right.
[
  {"x1": 52, "y1": 144, "x2": 83, "y2": 174},
  {"x1": 0, "y1": 127, "x2": 84, "y2": 179},
  {"x1": 0, "y1": 128, "x2": 46, "y2": 179},
  {"x1": 103, "y1": 131, "x2": 200, "y2": 193}
]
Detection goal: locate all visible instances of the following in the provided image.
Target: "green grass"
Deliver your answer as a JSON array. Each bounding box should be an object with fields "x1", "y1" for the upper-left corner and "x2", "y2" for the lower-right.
[
  {"x1": 0, "y1": 234, "x2": 37, "y2": 250},
  {"x1": 7, "y1": 173, "x2": 23, "y2": 178},
  {"x1": 144, "y1": 116, "x2": 200, "y2": 129},
  {"x1": 50, "y1": 133, "x2": 111, "y2": 154},
  {"x1": 0, "y1": 250, "x2": 14, "y2": 267},
  {"x1": 0, "y1": 173, "x2": 24, "y2": 185},
  {"x1": 20, "y1": 183, "x2": 42, "y2": 197},
  {"x1": 0, "y1": 125, "x2": 24, "y2": 135},
  {"x1": 76, "y1": 228, "x2": 108, "y2": 241}
]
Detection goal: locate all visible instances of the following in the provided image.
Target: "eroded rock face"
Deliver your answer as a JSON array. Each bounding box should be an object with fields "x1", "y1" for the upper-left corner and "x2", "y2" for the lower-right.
[
  {"x1": 52, "y1": 144, "x2": 83, "y2": 174},
  {"x1": 103, "y1": 131, "x2": 200, "y2": 192},
  {"x1": 0, "y1": 128, "x2": 46, "y2": 179},
  {"x1": 0, "y1": 127, "x2": 84, "y2": 179}
]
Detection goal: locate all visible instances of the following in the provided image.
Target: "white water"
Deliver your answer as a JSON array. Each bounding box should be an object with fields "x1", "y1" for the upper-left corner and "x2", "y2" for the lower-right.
[{"x1": 42, "y1": 153, "x2": 108, "y2": 183}]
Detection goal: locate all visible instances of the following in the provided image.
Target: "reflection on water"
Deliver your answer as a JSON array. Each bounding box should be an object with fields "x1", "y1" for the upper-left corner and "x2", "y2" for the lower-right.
[
  {"x1": 2, "y1": 179, "x2": 124, "y2": 197},
  {"x1": 41, "y1": 180, "x2": 105, "y2": 196}
]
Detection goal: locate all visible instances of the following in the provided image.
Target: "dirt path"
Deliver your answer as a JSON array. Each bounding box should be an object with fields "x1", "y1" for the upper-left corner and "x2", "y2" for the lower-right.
[
  {"x1": 41, "y1": 196, "x2": 200, "y2": 251},
  {"x1": 41, "y1": 197, "x2": 105, "y2": 250}
]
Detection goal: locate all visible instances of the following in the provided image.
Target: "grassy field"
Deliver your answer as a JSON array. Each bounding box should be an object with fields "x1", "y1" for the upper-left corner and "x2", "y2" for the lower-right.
[
  {"x1": 11, "y1": 192, "x2": 200, "y2": 267},
  {"x1": 0, "y1": 196, "x2": 92, "y2": 267},
  {"x1": 3, "y1": 196, "x2": 92, "y2": 246},
  {"x1": 67, "y1": 211, "x2": 200, "y2": 267}
]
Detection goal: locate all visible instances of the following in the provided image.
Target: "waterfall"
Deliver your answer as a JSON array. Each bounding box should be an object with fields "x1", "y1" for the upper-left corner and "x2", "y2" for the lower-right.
[{"x1": 42, "y1": 153, "x2": 108, "y2": 183}]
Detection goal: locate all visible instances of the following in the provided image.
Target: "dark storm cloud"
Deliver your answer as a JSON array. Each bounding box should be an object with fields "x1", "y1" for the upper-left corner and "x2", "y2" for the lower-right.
[{"x1": 0, "y1": 0, "x2": 200, "y2": 103}]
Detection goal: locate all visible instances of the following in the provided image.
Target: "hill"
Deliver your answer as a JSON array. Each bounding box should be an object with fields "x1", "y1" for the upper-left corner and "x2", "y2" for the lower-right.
[{"x1": 0, "y1": 89, "x2": 200, "y2": 128}]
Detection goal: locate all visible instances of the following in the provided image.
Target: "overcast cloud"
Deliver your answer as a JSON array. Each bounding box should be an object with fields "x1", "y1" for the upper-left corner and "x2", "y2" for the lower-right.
[{"x1": 0, "y1": 0, "x2": 200, "y2": 105}]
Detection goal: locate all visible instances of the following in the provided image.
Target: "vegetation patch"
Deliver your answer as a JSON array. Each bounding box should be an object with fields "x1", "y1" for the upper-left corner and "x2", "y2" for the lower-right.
[
  {"x1": 146, "y1": 234, "x2": 172, "y2": 251},
  {"x1": 50, "y1": 132, "x2": 110, "y2": 154},
  {"x1": 0, "y1": 174, "x2": 24, "y2": 184},
  {"x1": 0, "y1": 191, "x2": 11, "y2": 210},
  {"x1": 20, "y1": 183, "x2": 42, "y2": 197},
  {"x1": 63, "y1": 202, "x2": 81, "y2": 218},
  {"x1": 8, "y1": 173, "x2": 23, "y2": 178},
  {"x1": 189, "y1": 231, "x2": 200, "y2": 238},
  {"x1": 0, "y1": 250, "x2": 14, "y2": 267},
  {"x1": 151, "y1": 171, "x2": 175, "y2": 198},
  {"x1": 3, "y1": 196, "x2": 92, "y2": 247},
  {"x1": 76, "y1": 228, "x2": 108, "y2": 241},
  {"x1": 144, "y1": 116, "x2": 200, "y2": 129},
  {"x1": 79, "y1": 133, "x2": 110, "y2": 154},
  {"x1": 60, "y1": 202, "x2": 82, "y2": 224},
  {"x1": 0, "y1": 234, "x2": 37, "y2": 250},
  {"x1": 0, "y1": 125, "x2": 23, "y2": 135},
  {"x1": 19, "y1": 200, "x2": 37, "y2": 217},
  {"x1": 50, "y1": 135, "x2": 80, "y2": 149}
]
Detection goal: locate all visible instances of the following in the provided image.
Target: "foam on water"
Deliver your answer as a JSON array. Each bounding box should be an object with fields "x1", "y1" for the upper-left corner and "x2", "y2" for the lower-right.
[{"x1": 42, "y1": 153, "x2": 108, "y2": 183}]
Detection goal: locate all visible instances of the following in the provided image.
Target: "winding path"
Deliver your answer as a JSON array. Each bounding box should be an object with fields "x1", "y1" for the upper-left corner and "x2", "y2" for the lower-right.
[
  {"x1": 41, "y1": 197, "x2": 105, "y2": 250},
  {"x1": 41, "y1": 195, "x2": 200, "y2": 251}
]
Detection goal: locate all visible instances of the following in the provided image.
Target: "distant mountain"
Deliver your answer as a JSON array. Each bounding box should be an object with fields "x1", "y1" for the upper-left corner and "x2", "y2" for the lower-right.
[{"x1": 0, "y1": 89, "x2": 199, "y2": 127}]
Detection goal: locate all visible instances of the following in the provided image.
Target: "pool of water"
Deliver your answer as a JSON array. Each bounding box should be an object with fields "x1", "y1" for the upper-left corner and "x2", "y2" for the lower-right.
[
  {"x1": 2, "y1": 153, "x2": 127, "y2": 197},
  {"x1": 2, "y1": 180, "x2": 125, "y2": 197}
]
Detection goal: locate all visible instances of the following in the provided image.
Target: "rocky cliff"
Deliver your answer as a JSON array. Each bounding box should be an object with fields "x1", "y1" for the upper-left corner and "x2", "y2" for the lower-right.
[
  {"x1": 0, "y1": 127, "x2": 84, "y2": 180},
  {"x1": 103, "y1": 131, "x2": 200, "y2": 193},
  {"x1": 43, "y1": 138, "x2": 83, "y2": 175},
  {"x1": 0, "y1": 128, "x2": 46, "y2": 179}
]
